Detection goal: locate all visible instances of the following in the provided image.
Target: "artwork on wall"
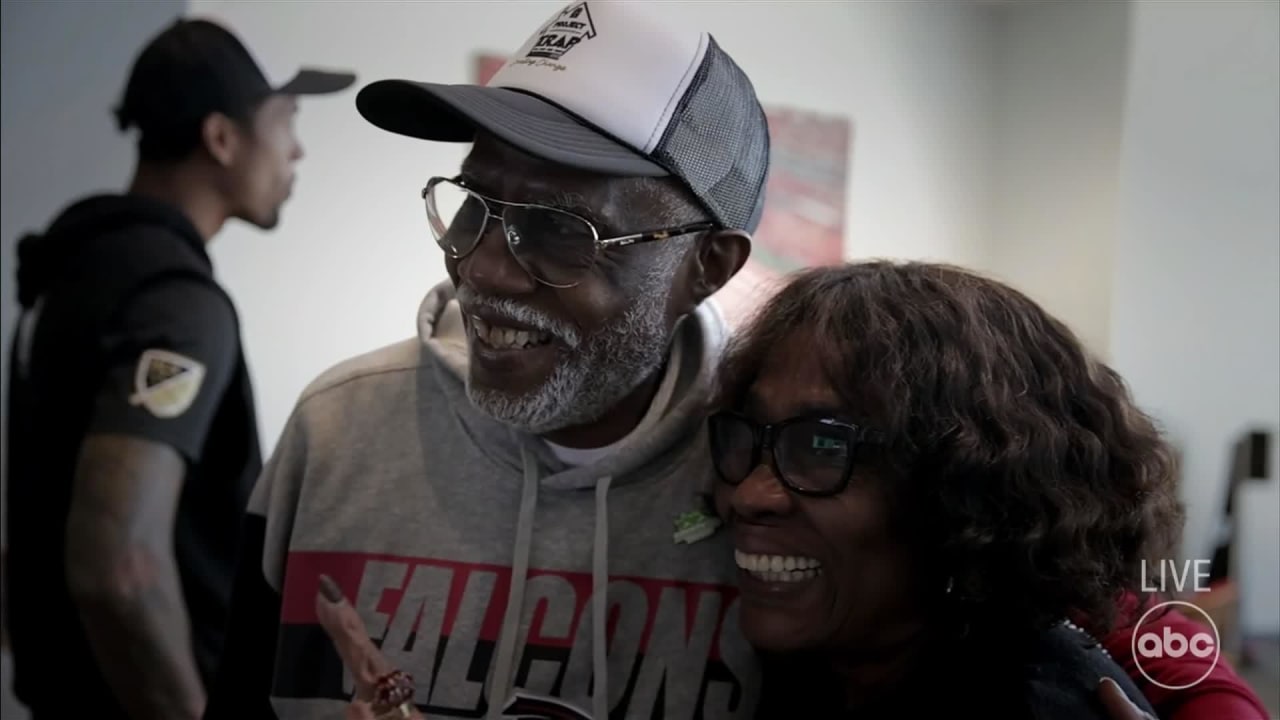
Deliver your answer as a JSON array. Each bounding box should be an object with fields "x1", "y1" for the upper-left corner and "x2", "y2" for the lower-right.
[
  {"x1": 473, "y1": 53, "x2": 853, "y2": 328},
  {"x1": 474, "y1": 54, "x2": 506, "y2": 89}
]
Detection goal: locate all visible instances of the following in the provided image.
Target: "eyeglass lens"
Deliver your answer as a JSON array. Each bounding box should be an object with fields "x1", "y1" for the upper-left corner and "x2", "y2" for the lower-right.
[
  {"x1": 710, "y1": 414, "x2": 854, "y2": 495},
  {"x1": 426, "y1": 181, "x2": 600, "y2": 287}
]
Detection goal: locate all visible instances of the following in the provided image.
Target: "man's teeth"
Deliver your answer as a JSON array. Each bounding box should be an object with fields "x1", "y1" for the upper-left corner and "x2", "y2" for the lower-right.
[
  {"x1": 472, "y1": 316, "x2": 552, "y2": 349},
  {"x1": 735, "y1": 551, "x2": 823, "y2": 582}
]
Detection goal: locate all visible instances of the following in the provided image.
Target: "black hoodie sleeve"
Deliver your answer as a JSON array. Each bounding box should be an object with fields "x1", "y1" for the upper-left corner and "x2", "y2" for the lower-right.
[{"x1": 88, "y1": 276, "x2": 238, "y2": 461}]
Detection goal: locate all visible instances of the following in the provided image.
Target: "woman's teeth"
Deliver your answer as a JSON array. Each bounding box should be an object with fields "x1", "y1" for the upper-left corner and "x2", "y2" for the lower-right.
[
  {"x1": 472, "y1": 316, "x2": 552, "y2": 349},
  {"x1": 735, "y1": 551, "x2": 823, "y2": 582}
]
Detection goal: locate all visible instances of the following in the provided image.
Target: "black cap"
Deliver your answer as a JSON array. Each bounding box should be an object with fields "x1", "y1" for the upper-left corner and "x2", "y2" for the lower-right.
[{"x1": 115, "y1": 18, "x2": 355, "y2": 135}]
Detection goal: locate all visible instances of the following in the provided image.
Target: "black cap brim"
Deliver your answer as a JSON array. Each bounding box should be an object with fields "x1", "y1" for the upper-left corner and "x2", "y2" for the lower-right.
[
  {"x1": 355, "y1": 79, "x2": 669, "y2": 177},
  {"x1": 277, "y1": 68, "x2": 356, "y2": 96}
]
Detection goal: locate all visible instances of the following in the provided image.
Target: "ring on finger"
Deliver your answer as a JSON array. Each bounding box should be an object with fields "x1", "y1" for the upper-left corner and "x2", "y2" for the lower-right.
[{"x1": 371, "y1": 670, "x2": 416, "y2": 716}]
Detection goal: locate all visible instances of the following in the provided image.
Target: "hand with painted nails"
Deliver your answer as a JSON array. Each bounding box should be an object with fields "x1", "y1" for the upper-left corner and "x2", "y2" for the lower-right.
[
  {"x1": 315, "y1": 574, "x2": 425, "y2": 720},
  {"x1": 1098, "y1": 677, "x2": 1160, "y2": 720}
]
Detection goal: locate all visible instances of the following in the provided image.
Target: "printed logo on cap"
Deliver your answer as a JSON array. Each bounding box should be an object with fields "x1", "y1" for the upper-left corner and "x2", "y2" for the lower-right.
[{"x1": 527, "y1": 1, "x2": 597, "y2": 60}]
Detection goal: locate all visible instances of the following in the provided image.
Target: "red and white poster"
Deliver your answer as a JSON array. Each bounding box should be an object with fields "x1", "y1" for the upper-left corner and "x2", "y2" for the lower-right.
[
  {"x1": 475, "y1": 54, "x2": 506, "y2": 89},
  {"x1": 474, "y1": 54, "x2": 852, "y2": 328}
]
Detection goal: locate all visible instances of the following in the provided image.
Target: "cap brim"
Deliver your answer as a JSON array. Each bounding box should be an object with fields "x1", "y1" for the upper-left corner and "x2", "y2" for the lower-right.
[
  {"x1": 355, "y1": 79, "x2": 669, "y2": 177},
  {"x1": 277, "y1": 68, "x2": 357, "y2": 96}
]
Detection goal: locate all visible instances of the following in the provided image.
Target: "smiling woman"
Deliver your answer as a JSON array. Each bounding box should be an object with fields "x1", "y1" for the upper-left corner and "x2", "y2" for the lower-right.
[{"x1": 707, "y1": 261, "x2": 1184, "y2": 719}]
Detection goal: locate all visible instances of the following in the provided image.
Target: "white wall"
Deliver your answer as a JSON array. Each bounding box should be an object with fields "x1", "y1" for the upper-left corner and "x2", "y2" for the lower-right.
[
  {"x1": 985, "y1": 0, "x2": 1130, "y2": 359},
  {"x1": 1111, "y1": 0, "x2": 1280, "y2": 634},
  {"x1": 188, "y1": 0, "x2": 997, "y2": 456}
]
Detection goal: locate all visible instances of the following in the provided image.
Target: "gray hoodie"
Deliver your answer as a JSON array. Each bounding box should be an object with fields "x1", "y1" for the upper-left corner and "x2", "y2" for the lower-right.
[{"x1": 241, "y1": 281, "x2": 760, "y2": 719}]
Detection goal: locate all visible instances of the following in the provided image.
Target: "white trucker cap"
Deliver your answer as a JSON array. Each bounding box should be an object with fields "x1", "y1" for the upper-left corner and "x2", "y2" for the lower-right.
[{"x1": 355, "y1": 0, "x2": 771, "y2": 233}]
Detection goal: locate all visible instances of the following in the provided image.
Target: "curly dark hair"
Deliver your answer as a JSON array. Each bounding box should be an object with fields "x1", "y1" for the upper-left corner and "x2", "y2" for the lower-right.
[{"x1": 712, "y1": 261, "x2": 1184, "y2": 639}]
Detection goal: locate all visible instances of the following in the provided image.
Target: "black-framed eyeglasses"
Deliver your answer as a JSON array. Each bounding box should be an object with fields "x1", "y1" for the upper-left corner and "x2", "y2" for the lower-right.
[
  {"x1": 708, "y1": 411, "x2": 888, "y2": 497},
  {"x1": 422, "y1": 176, "x2": 718, "y2": 289}
]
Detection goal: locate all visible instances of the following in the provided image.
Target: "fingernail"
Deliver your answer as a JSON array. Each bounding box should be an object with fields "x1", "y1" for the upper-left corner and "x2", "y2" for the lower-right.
[
  {"x1": 319, "y1": 574, "x2": 344, "y2": 604},
  {"x1": 1099, "y1": 677, "x2": 1125, "y2": 695}
]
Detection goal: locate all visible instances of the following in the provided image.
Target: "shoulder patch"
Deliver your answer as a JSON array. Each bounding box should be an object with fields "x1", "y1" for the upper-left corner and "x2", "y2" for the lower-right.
[{"x1": 128, "y1": 349, "x2": 206, "y2": 418}]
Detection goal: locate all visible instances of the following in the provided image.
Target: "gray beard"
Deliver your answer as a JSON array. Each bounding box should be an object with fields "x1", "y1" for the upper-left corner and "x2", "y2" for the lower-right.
[{"x1": 460, "y1": 258, "x2": 680, "y2": 435}]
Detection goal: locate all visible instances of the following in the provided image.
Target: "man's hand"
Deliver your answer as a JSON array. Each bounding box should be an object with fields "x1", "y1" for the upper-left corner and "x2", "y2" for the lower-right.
[
  {"x1": 315, "y1": 574, "x2": 425, "y2": 720},
  {"x1": 1099, "y1": 677, "x2": 1159, "y2": 720}
]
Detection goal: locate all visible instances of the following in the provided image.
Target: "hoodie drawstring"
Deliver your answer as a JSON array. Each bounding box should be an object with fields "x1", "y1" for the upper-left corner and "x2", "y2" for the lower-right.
[
  {"x1": 487, "y1": 445, "x2": 615, "y2": 719},
  {"x1": 488, "y1": 444, "x2": 540, "y2": 718},
  {"x1": 591, "y1": 475, "x2": 613, "y2": 720}
]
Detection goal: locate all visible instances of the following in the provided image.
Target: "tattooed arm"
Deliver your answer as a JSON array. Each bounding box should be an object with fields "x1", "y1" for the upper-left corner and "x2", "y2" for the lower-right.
[{"x1": 65, "y1": 433, "x2": 205, "y2": 720}]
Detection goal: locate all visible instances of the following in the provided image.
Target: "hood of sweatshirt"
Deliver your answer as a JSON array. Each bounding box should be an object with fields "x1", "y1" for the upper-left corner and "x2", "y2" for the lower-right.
[{"x1": 15, "y1": 193, "x2": 207, "y2": 309}]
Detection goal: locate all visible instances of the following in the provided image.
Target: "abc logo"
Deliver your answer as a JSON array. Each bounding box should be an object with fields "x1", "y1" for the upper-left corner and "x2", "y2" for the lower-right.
[
  {"x1": 1130, "y1": 600, "x2": 1221, "y2": 690},
  {"x1": 1136, "y1": 626, "x2": 1216, "y2": 658}
]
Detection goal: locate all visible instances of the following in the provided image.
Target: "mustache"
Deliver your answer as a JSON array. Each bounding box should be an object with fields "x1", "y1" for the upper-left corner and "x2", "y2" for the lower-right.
[{"x1": 456, "y1": 285, "x2": 581, "y2": 348}]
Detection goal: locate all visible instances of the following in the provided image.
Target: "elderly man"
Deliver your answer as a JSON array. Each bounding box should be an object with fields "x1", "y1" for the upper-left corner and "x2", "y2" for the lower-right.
[{"x1": 206, "y1": 3, "x2": 764, "y2": 718}]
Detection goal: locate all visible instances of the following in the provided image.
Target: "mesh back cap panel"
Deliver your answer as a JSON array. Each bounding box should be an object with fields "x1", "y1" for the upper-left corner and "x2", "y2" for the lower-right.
[{"x1": 651, "y1": 37, "x2": 770, "y2": 234}]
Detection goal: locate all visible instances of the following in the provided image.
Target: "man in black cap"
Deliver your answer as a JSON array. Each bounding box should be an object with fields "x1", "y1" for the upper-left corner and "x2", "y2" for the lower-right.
[{"x1": 4, "y1": 16, "x2": 353, "y2": 720}]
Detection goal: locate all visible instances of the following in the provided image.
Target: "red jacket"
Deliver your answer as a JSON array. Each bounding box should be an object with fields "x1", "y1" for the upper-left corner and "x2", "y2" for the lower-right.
[{"x1": 1096, "y1": 593, "x2": 1269, "y2": 720}]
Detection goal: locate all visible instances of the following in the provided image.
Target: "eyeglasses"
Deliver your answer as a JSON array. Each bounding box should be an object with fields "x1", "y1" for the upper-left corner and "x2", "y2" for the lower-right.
[
  {"x1": 423, "y1": 176, "x2": 717, "y2": 288},
  {"x1": 708, "y1": 411, "x2": 888, "y2": 497}
]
